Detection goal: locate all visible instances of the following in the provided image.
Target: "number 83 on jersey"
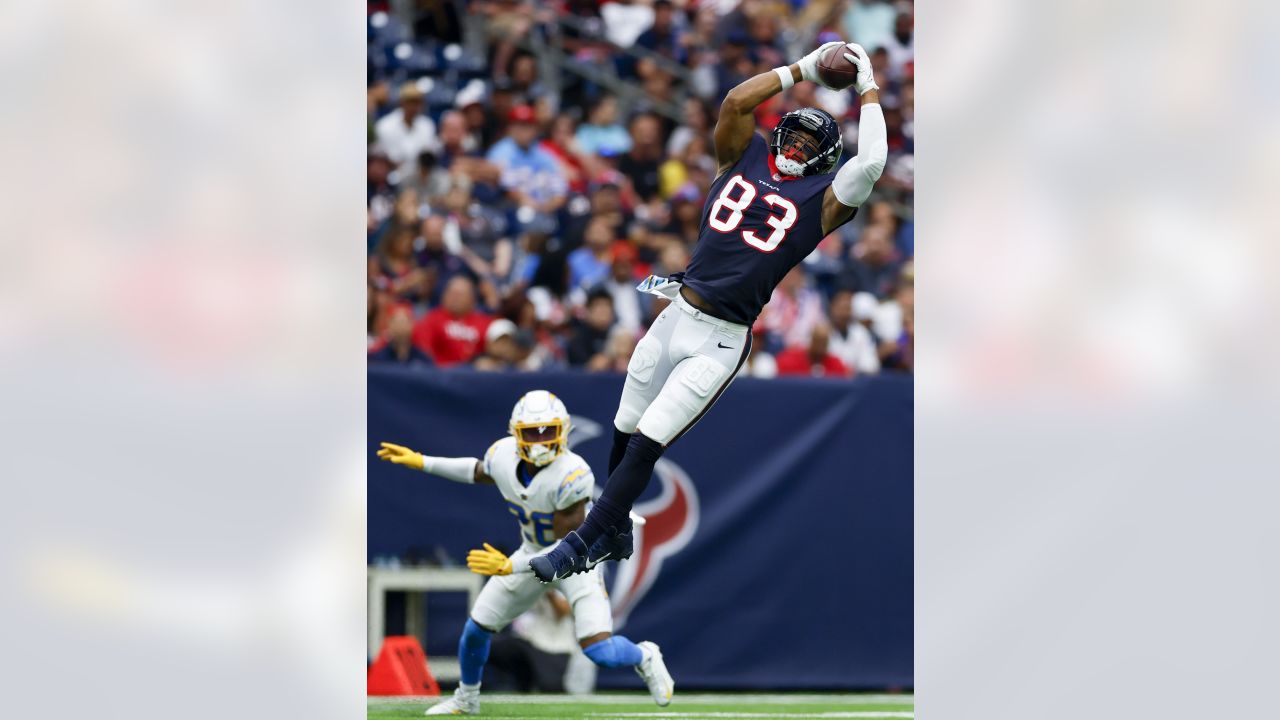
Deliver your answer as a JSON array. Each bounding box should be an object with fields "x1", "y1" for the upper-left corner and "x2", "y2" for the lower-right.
[{"x1": 706, "y1": 174, "x2": 799, "y2": 253}]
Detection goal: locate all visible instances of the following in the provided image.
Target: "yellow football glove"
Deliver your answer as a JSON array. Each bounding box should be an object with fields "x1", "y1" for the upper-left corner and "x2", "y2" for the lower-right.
[
  {"x1": 377, "y1": 442, "x2": 425, "y2": 471},
  {"x1": 466, "y1": 543, "x2": 513, "y2": 576}
]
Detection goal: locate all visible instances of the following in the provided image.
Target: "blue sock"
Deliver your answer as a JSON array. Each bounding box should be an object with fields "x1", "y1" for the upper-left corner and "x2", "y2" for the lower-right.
[
  {"x1": 579, "y1": 433, "x2": 664, "y2": 546},
  {"x1": 582, "y1": 635, "x2": 645, "y2": 668},
  {"x1": 607, "y1": 426, "x2": 631, "y2": 477},
  {"x1": 458, "y1": 618, "x2": 491, "y2": 686}
]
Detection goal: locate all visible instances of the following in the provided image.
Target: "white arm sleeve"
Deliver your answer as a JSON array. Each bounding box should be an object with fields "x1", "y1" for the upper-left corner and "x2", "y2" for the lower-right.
[
  {"x1": 831, "y1": 103, "x2": 888, "y2": 208},
  {"x1": 421, "y1": 456, "x2": 479, "y2": 484}
]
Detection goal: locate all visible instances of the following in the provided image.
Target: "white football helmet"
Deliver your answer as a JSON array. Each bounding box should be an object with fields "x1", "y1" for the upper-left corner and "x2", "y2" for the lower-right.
[{"x1": 509, "y1": 390, "x2": 571, "y2": 467}]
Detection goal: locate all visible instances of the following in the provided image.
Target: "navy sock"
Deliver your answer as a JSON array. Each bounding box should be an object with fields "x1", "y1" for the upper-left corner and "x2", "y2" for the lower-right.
[
  {"x1": 458, "y1": 618, "x2": 491, "y2": 686},
  {"x1": 579, "y1": 433, "x2": 664, "y2": 546},
  {"x1": 607, "y1": 426, "x2": 631, "y2": 477}
]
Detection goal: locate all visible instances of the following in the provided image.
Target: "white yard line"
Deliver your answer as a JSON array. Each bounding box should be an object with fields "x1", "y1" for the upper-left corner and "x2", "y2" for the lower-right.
[
  {"x1": 586, "y1": 707, "x2": 916, "y2": 712},
  {"x1": 368, "y1": 693, "x2": 914, "y2": 706}
]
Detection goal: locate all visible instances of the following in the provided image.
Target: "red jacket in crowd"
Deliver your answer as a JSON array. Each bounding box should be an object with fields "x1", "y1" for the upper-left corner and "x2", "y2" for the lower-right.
[
  {"x1": 775, "y1": 348, "x2": 852, "y2": 379},
  {"x1": 412, "y1": 308, "x2": 491, "y2": 367}
]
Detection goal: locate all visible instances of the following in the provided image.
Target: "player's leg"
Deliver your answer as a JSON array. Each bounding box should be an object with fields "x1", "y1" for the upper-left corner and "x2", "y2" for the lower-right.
[
  {"x1": 531, "y1": 312, "x2": 750, "y2": 581},
  {"x1": 561, "y1": 572, "x2": 674, "y2": 706},
  {"x1": 609, "y1": 302, "x2": 681, "y2": 475},
  {"x1": 585, "y1": 323, "x2": 751, "y2": 550},
  {"x1": 426, "y1": 568, "x2": 543, "y2": 715},
  {"x1": 529, "y1": 308, "x2": 685, "y2": 581}
]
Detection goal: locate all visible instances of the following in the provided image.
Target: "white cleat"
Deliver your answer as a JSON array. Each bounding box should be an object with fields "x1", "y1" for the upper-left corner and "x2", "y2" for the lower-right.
[
  {"x1": 424, "y1": 687, "x2": 480, "y2": 715},
  {"x1": 635, "y1": 640, "x2": 675, "y2": 707}
]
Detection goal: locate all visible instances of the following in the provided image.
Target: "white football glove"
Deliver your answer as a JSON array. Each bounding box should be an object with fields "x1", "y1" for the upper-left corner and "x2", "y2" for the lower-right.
[
  {"x1": 841, "y1": 43, "x2": 879, "y2": 95},
  {"x1": 797, "y1": 41, "x2": 847, "y2": 89}
]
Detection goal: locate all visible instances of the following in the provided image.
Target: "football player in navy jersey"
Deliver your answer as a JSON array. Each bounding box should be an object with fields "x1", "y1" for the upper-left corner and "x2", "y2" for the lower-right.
[{"x1": 531, "y1": 41, "x2": 888, "y2": 582}]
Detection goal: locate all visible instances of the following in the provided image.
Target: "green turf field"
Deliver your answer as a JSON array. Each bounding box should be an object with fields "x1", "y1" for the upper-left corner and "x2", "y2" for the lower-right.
[{"x1": 368, "y1": 693, "x2": 914, "y2": 719}]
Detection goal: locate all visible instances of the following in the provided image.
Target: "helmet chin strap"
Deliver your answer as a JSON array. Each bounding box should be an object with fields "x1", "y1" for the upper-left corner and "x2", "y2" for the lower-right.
[{"x1": 775, "y1": 154, "x2": 806, "y2": 177}]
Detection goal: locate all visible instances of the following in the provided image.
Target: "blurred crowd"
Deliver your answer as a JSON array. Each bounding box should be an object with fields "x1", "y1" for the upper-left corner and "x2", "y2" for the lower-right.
[{"x1": 368, "y1": 0, "x2": 914, "y2": 378}]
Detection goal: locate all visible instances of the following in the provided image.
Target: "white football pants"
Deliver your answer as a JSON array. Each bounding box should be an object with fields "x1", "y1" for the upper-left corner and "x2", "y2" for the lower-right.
[{"x1": 614, "y1": 291, "x2": 752, "y2": 446}]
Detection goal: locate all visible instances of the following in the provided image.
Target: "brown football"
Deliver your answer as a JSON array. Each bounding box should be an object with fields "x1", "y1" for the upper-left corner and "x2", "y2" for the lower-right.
[{"x1": 816, "y1": 43, "x2": 858, "y2": 90}]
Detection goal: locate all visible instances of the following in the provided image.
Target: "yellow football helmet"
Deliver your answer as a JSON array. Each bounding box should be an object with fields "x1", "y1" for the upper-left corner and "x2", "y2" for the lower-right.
[{"x1": 509, "y1": 390, "x2": 571, "y2": 466}]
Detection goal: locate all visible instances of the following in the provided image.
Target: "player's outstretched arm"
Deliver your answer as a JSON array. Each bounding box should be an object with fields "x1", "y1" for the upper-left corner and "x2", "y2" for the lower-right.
[
  {"x1": 713, "y1": 41, "x2": 845, "y2": 175},
  {"x1": 376, "y1": 441, "x2": 495, "y2": 484},
  {"x1": 821, "y1": 44, "x2": 888, "y2": 235}
]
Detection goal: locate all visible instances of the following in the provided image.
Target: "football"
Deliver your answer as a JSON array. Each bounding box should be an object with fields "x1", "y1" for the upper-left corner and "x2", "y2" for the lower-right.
[{"x1": 816, "y1": 43, "x2": 859, "y2": 90}]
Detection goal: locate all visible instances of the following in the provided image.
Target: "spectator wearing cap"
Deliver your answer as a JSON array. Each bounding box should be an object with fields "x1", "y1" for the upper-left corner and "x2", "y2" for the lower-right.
[
  {"x1": 412, "y1": 275, "x2": 493, "y2": 367},
  {"x1": 369, "y1": 307, "x2": 435, "y2": 366},
  {"x1": 575, "y1": 96, "x2": 633, "y2": 158},
  {"x1": 567, "y1": 217, "x2": 616, "y2": 293},
  {"x1": 473, "y1": 318, "x2": 532, "y2": 372},
  {"x1": 565, "y1": 290, "x2": 616, "y2": 367},
  {"x1": 455, "y1": 80, "x2": 496, "y2": 148},
  {"x1": 826, "y1": 288, "x2": 881, "y2": 375},
  {"x1": 486, "y1": 106, "x2": 570, "y2": 216},
  {"x1": 375, "y1": 82, "x2": 438, "y2": 179},
  {"x1": 775, "y1": 323, "x2": 852, "y2": 379},
  {"x1": 600, "y1": 241, "x2": 646, "y2": 333}
]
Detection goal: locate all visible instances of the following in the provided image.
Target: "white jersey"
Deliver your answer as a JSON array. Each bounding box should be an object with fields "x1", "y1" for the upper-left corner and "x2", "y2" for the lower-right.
[{"x1": 482, "y1": 436, "x2": 594, "y2": 550}]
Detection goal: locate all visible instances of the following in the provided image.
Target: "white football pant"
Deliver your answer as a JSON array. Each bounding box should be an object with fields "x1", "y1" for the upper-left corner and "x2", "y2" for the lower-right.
[{"x1": 614, "y1": 292, "x2": 752, "y2": 446}]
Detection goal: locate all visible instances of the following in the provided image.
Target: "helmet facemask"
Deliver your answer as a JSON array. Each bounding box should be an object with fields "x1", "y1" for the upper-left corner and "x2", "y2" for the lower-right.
[
  {"x1": 773, "y1": 127, "x2": 823, "y2": 177},
  {"x1": 508, "y1": 389, "x2": 571, "y2": 467},
  {"x1": 513, "y1": 420, "x2": 567, "y2": 466},
  {"x1": 770, "y1": 107, "x2": 842, "y2": 177}
]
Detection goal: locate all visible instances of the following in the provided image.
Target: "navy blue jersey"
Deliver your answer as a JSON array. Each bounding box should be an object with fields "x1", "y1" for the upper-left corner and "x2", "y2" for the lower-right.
[{"x1": 680, "y1": 133, "x2": 846, "y2": 325}]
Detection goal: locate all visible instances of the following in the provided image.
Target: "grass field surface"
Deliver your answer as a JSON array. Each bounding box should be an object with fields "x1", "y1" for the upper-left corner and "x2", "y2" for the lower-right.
[{"x1": 368, "y1": 693, "x2": 915, "y2": 719}]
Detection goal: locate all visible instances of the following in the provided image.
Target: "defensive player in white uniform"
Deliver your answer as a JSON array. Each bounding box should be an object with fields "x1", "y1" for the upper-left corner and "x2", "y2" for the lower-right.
[{"x1": 377, "y1": 390, "x2": 674, "y2": 715}]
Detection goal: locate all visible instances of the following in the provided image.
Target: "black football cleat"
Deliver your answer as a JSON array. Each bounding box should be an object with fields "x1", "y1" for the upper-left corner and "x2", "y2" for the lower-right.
[
  {"x1": 587, "y1": 524, "x2": 634, "y2": 566},
  {"x1": 529, "y1": 531, "x2": 590, "y2": 582}
]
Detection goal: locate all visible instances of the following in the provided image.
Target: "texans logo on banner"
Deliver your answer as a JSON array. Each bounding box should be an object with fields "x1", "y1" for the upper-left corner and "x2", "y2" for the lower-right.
[
  {"x1": 607, "y1": 458, "x2": 698, "y2": 628},
  {"x1": 568, "y1": 416, "x2": 700, "y2": 629}
]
